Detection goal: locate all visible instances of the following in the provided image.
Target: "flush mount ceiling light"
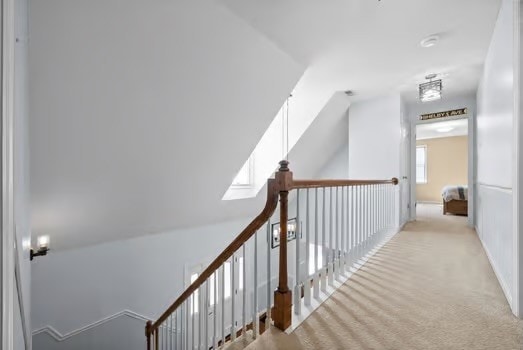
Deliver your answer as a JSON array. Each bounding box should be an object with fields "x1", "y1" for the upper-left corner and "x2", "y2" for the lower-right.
[
  {"x1": 436, "y1": 127, "x2": 453, "y2": 133},
  {"x1": 419, "y1": 74, "x2": 442, "y2": 102},
  {"x1": 420, "y1": 35, "x2": 439, "y2": 48}
]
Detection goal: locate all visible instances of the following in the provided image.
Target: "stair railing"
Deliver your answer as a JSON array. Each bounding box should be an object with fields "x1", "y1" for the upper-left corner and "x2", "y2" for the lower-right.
[{"x1": 145, "y1": 160, "x2": 398, "y2": 349}]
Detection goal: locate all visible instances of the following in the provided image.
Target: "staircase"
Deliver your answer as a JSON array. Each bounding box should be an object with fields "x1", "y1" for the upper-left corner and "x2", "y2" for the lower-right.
[{"x1": 145, "y1": 160, "x2": 398, "y2": 349}]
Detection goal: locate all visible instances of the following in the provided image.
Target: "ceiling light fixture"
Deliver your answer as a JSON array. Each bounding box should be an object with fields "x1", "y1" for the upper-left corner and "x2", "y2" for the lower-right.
[
  {"x1": 419, "y1": 74, "x2": 442, "y2": 103},
  {"x1": 420, "y1": 35, "x2": 439, "y2": 48},
  {"x1": 436, "y1": 127, "x2": 453, "y2": 133}
]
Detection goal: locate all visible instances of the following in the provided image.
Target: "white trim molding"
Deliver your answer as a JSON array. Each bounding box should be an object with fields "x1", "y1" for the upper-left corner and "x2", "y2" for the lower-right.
[
  {"x1": 513, "y1": 0, "x2": 522, "y2": 317},
  {"x1": 1, "y1": 0, "x2": 16, "y2": 347},
  {"x1": 32, "y1": 310, "x2": 152, "y2": 342}
]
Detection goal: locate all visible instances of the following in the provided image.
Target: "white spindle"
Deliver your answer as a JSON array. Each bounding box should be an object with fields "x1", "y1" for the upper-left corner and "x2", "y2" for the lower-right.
[
  {"x1": 231, "y1": 255, "x2": 236, "y2": 341},
  {"x1": 358, "y1": 185, "x2": 363, "y2": 260},
  {"x1": 337, "y1": 187, "x2": 342, "y2": 275},
  {"x1": 305, "y1": 190, "x2": 312, "y2": 305},
  {"x1": 321, "y1": 188, "x2": 327, "y2": 292},
  {"x1": 191, "y1": 293, "x2": 195, "y2": 350},
  {"x1": 351, "y1": 186, "x2": 355, "y2": 265},
  {"x1": 242, "y1": 244, "x2": 247, "y2": 336},
  {"x1": 341, "y1": 186, "x2": 346, "y2": 274},
  {"x1": 295, "y1": 190, "x2": 301, "y2": 315},
  {"x1": 198, "y1": 286, "x2": 202, "y2": 350},
  {"x1": 221, "y1": 264, "x2": 225, "y2": 347},
  {"x1": 213, "y1": 272, "x2": 217, "y2": 350},
  {"x1": 184, "y1": 300, "x2": 188, "y2": 350},
  {"x1": 328, "y1": 187, "x2": 334, "y2": 286},
  {"x1": 253, "y1": 230, "x2": 259, "y2": 338},
  {"x1": 175, "y1": 312, "x2": 178, "y2": 350},
  {"x1": 204, "y1": 281, "x2": 209, "y2": 350},
  {"x1": 313, "y1": 188, "x2": 319, "y2": 298}
]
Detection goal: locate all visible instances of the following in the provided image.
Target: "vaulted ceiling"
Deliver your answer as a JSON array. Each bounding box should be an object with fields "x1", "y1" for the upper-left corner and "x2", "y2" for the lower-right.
[{"x1": 29, "y1": 0, "x2": 501, "y2": 249}]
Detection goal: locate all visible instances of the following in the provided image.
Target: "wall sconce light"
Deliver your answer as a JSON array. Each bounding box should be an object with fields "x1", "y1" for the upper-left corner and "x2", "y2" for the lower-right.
[
  {"x1": 271, "y1": 218, "x2": 299, "y2": 249},
  {"x1": 30, "y1": 235, "x2": 50, "y2": 261}
]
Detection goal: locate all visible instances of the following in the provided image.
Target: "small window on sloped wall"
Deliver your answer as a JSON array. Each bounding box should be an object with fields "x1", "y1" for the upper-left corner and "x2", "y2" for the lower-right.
[{"x1": 231, "y1": 156, "x2": 254, "y2": 187}]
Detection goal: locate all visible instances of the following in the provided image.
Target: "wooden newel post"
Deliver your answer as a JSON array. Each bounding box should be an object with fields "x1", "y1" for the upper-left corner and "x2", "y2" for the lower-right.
[
  {"x1": 272, "y1": 160, "x2": 293, "y2": 331},
  {"x1": 145, "y1": 321, "x2": 152, "y2": 350}
]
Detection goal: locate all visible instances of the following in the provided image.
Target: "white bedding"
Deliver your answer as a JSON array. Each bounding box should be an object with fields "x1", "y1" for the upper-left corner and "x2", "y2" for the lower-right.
[{"x1": 442, "y1": 185, "x2": 468, "y2": 202}]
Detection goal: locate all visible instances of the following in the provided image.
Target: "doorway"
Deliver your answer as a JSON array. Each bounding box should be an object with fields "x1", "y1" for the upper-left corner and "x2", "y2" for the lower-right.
[{"x1": 411, "y1": 118, "x2": 472, "y2": 221}]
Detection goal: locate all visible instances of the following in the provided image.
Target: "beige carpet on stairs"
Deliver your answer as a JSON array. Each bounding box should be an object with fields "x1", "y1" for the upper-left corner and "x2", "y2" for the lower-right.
[{"x1": 242, "y1": 204, "x2": 523, "y2": 350}]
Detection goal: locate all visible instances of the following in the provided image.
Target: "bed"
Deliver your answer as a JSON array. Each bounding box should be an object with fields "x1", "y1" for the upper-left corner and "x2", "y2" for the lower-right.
[{"x1": 442, "y1": 185, "x2": 468, "y2": 216}]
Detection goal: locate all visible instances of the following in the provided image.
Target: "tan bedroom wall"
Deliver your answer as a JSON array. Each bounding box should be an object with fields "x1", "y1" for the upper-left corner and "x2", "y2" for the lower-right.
[{"x1": 416, "y1": 136, "x2": 468, "y2": 203}]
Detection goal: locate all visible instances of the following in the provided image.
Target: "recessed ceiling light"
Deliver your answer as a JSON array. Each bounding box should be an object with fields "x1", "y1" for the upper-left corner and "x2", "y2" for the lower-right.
[{"x1": 420, "y1": 35, "x2": 439, "y2": 48}]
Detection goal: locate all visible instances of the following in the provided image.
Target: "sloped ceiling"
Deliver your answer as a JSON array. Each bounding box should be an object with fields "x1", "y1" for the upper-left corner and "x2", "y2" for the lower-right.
[
  {"x1": 30, "y1": 0, "x2": 502, "y2": 250},
  {"x1": 29, "y1": 0, "x2": 304, "y2": 249}
]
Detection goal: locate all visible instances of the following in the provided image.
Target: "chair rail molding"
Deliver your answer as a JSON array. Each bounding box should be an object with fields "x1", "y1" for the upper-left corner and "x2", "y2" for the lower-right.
[{"x1": 32, "y1": 309, "x2": 152, "y2": 342}]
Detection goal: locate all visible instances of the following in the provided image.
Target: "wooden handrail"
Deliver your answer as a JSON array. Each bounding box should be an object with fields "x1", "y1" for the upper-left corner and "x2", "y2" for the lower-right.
[
  {"x1": 291, "y1": 178, "x2": 399, "y2": 189},
  {"x1": 148, "y1": 178, "x2": 279, "y2": 334},
  {"x1": 145, "y1": 158, "x2": 400, "y2": 347}
]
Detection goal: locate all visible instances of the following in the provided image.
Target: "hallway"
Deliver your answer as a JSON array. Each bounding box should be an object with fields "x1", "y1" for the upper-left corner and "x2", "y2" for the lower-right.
[{"x1": 245, "y1": 204, "x2": 523, "y2": 350}]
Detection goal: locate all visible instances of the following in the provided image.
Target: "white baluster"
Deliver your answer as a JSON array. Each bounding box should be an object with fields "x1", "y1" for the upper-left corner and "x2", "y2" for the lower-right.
[
  {"x1": 231, "y1": 255, "x2": 236, "y2": 342},
  {"x1": 320, "y1": 188, "x2": 327, "y2": 292},
  {"x1": 266, "y1": 220, "x2": 272, "y2": 324},
  {"x1": 304, "y1": 191, "x2": 312, "y2": 305},
  {"x1": 242, "y1": 244, "x2": 247, "y2": 336},
  {"x1": 313, "y1": 188, "x2": 320, "y2": 298},
  {"x1": 294, "y1": 190, "x2": 301, "y2": 315},
  {"x1": 253, "y1": 230, "x2": 259, "y2": 338},
  {"x1": 221, "y1": 264, "x2": 225, "y2": 348}
]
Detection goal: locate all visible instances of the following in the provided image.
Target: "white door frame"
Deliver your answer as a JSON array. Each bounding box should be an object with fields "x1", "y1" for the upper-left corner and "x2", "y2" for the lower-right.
[
  {"x1": 409, "y1": 114, "x2": 475, "y2": 227},
  {"x1": 1, "y1": 0, "x2": 16, "y2": 347},
  {"x1": 512, "y1": 0, "x2": 522, "y2": 318}
]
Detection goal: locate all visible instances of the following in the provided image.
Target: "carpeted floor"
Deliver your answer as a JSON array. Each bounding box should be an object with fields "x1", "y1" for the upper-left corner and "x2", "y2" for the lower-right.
[{"x1": 242, "y1": 204, "x2": 523, "y2": 350}]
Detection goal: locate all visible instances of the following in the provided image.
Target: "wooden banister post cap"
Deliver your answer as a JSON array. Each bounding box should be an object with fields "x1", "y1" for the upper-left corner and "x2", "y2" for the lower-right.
[{"x1": 278, "y1": 160, "x2": 290, "y2": 172}]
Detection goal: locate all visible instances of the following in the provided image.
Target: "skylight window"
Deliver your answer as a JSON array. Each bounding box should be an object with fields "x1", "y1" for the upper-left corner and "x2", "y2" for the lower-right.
[{"x1": 222, "y1": 76, "x2": 327, "y2": 201}]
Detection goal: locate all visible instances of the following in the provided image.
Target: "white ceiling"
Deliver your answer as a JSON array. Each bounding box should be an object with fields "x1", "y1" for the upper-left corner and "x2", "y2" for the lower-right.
[
  {"x1": 29, "y1": 0, "x2": 501, "y2": 250},
  {"x1": 221, "y1": 0, "x2": 501, "y2": 103},
  {"x1": 416, "y1": 119, "x2": 469, "y2": 140}
]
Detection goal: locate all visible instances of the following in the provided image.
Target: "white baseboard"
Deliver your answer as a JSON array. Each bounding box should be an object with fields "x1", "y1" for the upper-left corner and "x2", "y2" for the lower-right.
[{"x1": 32, "y1": 310, "x2": 151, "y2": 342}]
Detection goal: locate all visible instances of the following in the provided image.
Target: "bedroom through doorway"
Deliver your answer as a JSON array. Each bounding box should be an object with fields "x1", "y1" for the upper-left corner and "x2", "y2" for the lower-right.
[{"x1": 415, "y1": 119, "x2": 469, "y2": 217}]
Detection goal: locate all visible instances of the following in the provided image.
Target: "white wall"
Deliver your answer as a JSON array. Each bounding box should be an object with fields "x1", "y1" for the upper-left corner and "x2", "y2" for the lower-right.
[
  {"x1": 475, "y1": 0, "x2": 517, "y2": 314},
  {"x1": 348, "y1": 95, "x2": 401, "y2": 180},
  {"x1": 31, "y1": 141, "x2": 350, "y2": 349},
  {"x1": 516, "y1": 0, "x2": 523, "y2": 320},
  {"x1": 28, "y1": 0, "x2": 304, "y2": 250},
  {"x1": 31, "y1": 219, "x2": 249, "y2": 340},
  {"x1": 14, "y1": 0, "x2": 31, "y2": 347}
]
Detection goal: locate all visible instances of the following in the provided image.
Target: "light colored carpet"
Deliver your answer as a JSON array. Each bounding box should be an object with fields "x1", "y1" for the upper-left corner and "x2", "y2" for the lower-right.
[{"x1": 243, "y1": 204, "x2": 523, "y2": 350}]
